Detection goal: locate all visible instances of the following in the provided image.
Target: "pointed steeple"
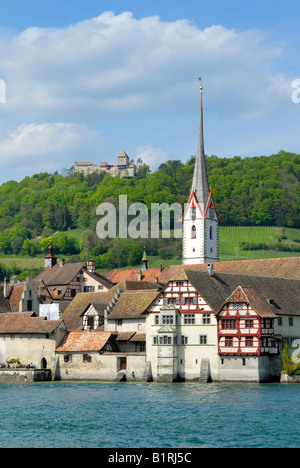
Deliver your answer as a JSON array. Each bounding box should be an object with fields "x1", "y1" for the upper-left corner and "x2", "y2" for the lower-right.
[{"x1": 191, "y1": 83, "x2": 210, "y2": 213}]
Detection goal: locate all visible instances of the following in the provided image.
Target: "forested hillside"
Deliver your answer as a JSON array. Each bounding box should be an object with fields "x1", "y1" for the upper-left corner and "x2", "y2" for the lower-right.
[{"x1": 0, "y1": 150, "x2": 299, "y2": 270}]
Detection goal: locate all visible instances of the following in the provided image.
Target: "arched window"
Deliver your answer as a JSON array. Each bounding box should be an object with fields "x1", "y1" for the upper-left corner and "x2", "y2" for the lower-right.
[
  {"x1": 210, "y1": 226, "x2": 213, "y2": 240},
  {"x1": 191, "y1": 225, "x2": 196, "y2": 239}
]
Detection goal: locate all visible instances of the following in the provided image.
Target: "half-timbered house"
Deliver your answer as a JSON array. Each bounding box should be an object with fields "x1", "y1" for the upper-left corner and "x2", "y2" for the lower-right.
[{"x1": 145, "y1": 267, "x2": 300, "y2": 382}]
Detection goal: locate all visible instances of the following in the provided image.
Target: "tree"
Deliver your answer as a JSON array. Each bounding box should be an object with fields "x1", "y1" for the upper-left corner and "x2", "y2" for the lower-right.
[{"x1": 282, "y1": 341, "x2": 294, "y2": 375}]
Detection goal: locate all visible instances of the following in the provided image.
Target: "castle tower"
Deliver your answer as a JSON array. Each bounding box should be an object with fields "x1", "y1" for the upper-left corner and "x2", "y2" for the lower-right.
[{"x1": 182, "y1": 82, "x2": 219, "y2": 265}]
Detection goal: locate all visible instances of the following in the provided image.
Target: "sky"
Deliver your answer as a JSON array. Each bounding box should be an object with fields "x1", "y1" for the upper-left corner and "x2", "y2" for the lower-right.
[{"x1": 0, "y1": 0, "x2": 299, "y2": 183}]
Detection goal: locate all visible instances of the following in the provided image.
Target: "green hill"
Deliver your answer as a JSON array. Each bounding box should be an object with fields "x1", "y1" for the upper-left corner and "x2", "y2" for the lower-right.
[{"x1": 0, "y1": 150, "x2": 299, "y2": 279}]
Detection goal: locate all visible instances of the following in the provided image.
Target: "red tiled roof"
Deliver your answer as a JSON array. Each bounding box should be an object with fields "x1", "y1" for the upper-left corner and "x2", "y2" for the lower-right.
[
  {"x1": 107, "y1": 267, "x2": 165, "y2": 283},
  {"x1": 56, "y1": 330, "x2": 112, "y2": 352},
  {"x1": 0, "y1": 313, "x2": 61, "y2": 334},
  {"x1": 159, "y1": 257, "x2": 300, "y2": 283}
]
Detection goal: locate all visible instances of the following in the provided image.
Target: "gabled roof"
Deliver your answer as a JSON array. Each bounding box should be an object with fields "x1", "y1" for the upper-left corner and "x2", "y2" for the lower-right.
[
  {"x1": 56, "y1": 330, "x2": 112, "y2": 352},
  {"x1": 107, "y1": 268, "x2": 165, "y2": 284},
  {"x1": 35, "y1": 262, "x2": 86, "y2": 286},
  {"x1": 219, "y1": 286, "x2": 278, "y2": 318},
  {"x1": 60, "y1": 290, "x2": 114, "y2": 330},
  {"x1": 184, "y1": 270, "x2": 300, "y2": 316},
  {"x1": 0, "y1": 313, "x2": 62, "y2": 334},
  {"x1": 59, "y1": 279, "x2": 158, "y2": 330},
  {"x1": 107, "y1": 290, "x2": 160, "y2": 320},
  {"x1": 83, "y1": 269, "x2": 114, "y2": 290}
]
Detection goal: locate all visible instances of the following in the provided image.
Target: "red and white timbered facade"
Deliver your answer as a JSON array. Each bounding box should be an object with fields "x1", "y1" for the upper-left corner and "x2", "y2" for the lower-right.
[{"x1": 217, "y1": 286, "x2": 280, "y2": 357}]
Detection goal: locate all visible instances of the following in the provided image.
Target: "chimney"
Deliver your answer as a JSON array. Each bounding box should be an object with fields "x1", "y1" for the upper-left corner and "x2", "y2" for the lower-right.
[
  {"x1": 207, "y1": 263, "x2": 214, "y2": 277},
  {"x1": 138, "y1": 270, "x2": 142, "y2": 281},
  {"x1": 3, "y1": 278, "x2": 8, "y2": 299},
  {"x1": 155, "y1": 276, "x2": 158, "y2": 284},
  {"x1": 59, "y1": 259, "x2": 65, "y2": 268},
  {"x1": 160, "y1": 263, "x2": 163, "y2": 272},
  {"x1": 86, "y1": 259, "x2": 95, "y2": 275}
]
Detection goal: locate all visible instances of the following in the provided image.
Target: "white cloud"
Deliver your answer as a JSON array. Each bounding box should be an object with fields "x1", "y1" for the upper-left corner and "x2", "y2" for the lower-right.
[
  {"x1": 0, "y1": 11, "x2": 296, "y2": 181},
  {"x1": 0, "y1": 123, "x2": 101, "y2": 174},
  {"x1": 0, "y1": 12, "x2": 292, "y2": 122},
  {"x1": 135, "y1": 143, "x2": 168, "y2": 170}
]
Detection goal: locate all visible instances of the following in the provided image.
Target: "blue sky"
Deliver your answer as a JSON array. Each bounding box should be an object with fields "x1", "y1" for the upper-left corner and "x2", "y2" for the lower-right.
[{"x1": 0, "y1": 0, "x2": 299, "y2": 182}]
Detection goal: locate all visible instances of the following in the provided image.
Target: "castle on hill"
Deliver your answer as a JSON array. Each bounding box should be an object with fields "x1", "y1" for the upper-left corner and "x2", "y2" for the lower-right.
[{"x1": 75, "y1": 151, "x2": 136, "y2": 178}]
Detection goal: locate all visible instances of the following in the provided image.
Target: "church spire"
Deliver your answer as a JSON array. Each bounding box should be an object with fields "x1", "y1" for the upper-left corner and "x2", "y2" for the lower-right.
[{"x1": 191, "y1": 81, "x2": 210, "y2": 213}]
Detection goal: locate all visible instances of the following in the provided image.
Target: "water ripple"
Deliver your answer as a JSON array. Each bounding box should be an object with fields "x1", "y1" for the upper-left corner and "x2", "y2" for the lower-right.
[{"x1": 0, "y1": 382, "x2": 299, "y2": 448}]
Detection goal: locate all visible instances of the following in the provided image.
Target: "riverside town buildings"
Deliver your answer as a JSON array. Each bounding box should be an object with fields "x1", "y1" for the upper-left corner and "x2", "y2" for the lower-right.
[{"x1": 0, "y1": 86, "x2": 299, "y2": 383}]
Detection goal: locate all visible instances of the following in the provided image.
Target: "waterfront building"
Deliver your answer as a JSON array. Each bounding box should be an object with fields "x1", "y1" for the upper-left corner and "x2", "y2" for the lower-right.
[
  {"x1": 145, "y1": 266, "x2": 300, "y2": 382},
  {"x1": 0, "y1": 312, "x2": 67, "y2": 373}
]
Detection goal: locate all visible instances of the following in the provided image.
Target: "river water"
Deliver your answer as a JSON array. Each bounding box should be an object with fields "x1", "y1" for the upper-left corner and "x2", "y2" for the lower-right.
[{"x1": 0, "y1": 381, "x2": 299, "y2": 448}]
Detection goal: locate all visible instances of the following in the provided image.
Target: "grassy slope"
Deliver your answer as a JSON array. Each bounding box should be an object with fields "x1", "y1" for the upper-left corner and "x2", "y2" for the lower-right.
[{"x1": 0, "y1": 226, "x2": 299, "y2": 274}]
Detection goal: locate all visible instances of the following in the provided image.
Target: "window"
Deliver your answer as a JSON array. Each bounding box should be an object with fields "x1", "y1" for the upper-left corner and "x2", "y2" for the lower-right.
[
  {"x1": 191, "y1": 207, "x2": 196, "y2": 220},
  {"x1": 153, "y1": 336, "x2": 157, "y2": 345},
  {"x1": 27, "y1": 300, "x2": 33, "y2": 311},
  {"x1": 87, "y1": 316, "x2": 95, "y2": 329},
  {"x1": 162, "y1": 315, "x2": 174, "y2": 325},
  {"x1": 289, "y1": 317, "x2": 294, "y2": 327},
  {"x1": 262, "y1": 318, "x2": 274, "y2": 329},
  {"x1": 137, "y1": 342, "x2": 146, "y2": 352},
  {"x1": 83, "y1": 354, "x2": 92, "y2": 363},
  {"x1": 64, "y1": 354, "x2": 72, "y2": 363},
  {"x1": 117, "y1": 320, "x2": 123, "y2": 326},
  {"x1": 210, "y1": 226, "x2": 213, "y2": 240},
  {"x1": 98, "y1": 285, "x2": 103, "y2": 290},
  {"x1": 222, "y1": 319, "x2": 236, "y2": 330},
  {"x1": 245, "y1": 320, "x2": 254, "y2": 328},
  {"x1": 242, "y1": 358, "x2": 246, "y2": 366},
  {"x1": 155, "y1": 315, "x2": 159, "y2": 325},
  {"x1": 71, "y1": 289, "x2": 77, "y2": 298},
  {"x1": 245, "y1": 337, "x2": 253, "y2": 347},
  {"x1": 191, "y1": 225, "x2": 196, "y2": 239},
  {"x1": 84, "y1": 286, "x2": 95, "y2": 293},
  {"x1": 225, "y1": 337, "x2": 233, "y2": 347},
  {"x1": 200, "y1": 335, "x2": 207, "y2": 345},
  {"x1": 278, "y1": 317, "x2": 283, "y2": 326},
  {"x1": 203, "y1": 314, "x2": 211, "y2": 325},
  {"x1": 159, "y1": 335, "x2": 172, "y2": 345},
  {"x1": 184, "y1": 314, "x2": 195, "y2": 325},
  {"x1": 118, "y1": 357, "x2": 127, "y2": 371},
  {"x1": 183, "y1": 297, "x2": 194, "y2": 305},
  {"x1": 164, "y1": 336, "x2": 172, "y2": 345},
  {"x1": 181, "y1": 336, "x2": 188, "y2": 345},
  {"x1": 233, "y1": 303, "x2": 243, "y2": 310},
  {"x1": 167, "y1": 297, "x2": 180, "y2": 306},
  {"x1": 176, "y1": 281, "x2": 184, "y2": 287}
]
